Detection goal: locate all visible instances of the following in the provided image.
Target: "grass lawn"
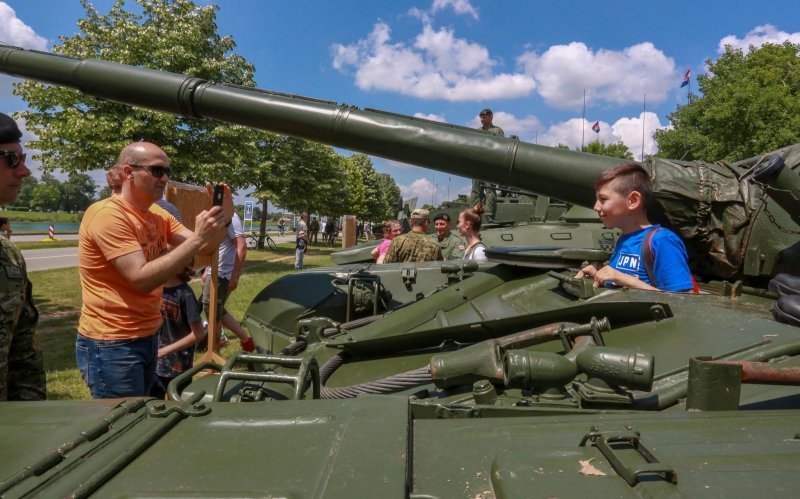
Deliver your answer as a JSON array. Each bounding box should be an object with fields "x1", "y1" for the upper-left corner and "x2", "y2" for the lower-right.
[
  {"x1": 1, "y1": 209, "x2": 83, "y2": 223},
  {"x1": 29, "y1": 242, "x2": 337, "y2": 400},
  {"x1": 14, "y1": 240, "x2": 79, "y2": 250}
]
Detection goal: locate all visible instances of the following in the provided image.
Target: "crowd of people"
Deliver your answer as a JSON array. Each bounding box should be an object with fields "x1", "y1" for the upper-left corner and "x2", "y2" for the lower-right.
[{"x1": 0, "y1": 105, "x2": 707, "y2": 404}]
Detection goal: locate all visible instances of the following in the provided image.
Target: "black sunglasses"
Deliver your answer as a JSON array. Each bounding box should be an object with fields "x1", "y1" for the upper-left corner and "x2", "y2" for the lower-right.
[
  {"x1": 129, "y1": 163, "x2": 172, "y2": 178},
  {"x1": 0, "y1": 151, "x2": 26, "y2": 169}
]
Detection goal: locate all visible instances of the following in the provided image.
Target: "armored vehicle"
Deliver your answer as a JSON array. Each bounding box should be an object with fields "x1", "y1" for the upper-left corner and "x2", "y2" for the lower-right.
[{"x1": 3, "y1": 45, "x2": 800, "y2": 497}]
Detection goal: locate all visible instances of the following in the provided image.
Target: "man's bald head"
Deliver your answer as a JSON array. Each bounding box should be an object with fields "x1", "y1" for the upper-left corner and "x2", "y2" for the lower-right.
[{"x1": 118, "y1": 142, "x2": 169, "y2": 166}]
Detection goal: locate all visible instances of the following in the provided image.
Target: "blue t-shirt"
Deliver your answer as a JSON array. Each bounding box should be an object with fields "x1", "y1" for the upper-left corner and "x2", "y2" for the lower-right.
[{"x1": 608, "y1": 225, "x2": 693, "y2": 292}]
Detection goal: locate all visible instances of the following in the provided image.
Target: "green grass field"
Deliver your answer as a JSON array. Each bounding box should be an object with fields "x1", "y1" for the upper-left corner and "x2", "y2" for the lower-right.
[
  {"x1": 1, "y1": 209, "x2": 83, "y2": 223},
  {"x1": 29, "y1": 243, "x2": 336, "y2": 400}
]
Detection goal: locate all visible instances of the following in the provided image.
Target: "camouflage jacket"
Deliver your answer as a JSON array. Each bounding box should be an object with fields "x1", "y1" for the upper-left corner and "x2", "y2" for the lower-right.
[
  {"x1": 430, "y1": 232, "x2": 465, "y2": 260},
  {"x1": 482, "y1": 125, "x2": 504, "y2": 137},
  {"x1": 384, "y1": 231, "x2": 443, "y2": 263},
  {"x1": 0, "y1": 237, "x2": 44, "y2": 400}
]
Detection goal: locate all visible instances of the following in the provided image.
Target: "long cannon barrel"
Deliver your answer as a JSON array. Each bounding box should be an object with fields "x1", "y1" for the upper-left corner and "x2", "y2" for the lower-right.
[
  {"x1": 2, "y1": 44, "x2": 799, "y2": 281},
  {"x1": 0, "y1": 44, "x2": 619, "y2": 208}
]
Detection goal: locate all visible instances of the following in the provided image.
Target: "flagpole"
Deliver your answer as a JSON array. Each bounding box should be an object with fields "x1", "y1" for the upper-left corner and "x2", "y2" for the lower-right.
[
  {"x1": 581, "y1": 88, "x2": 586, "y2": 150},
  {"x1": 641, "y1": 93, "x2": 646, "y2": 161}
]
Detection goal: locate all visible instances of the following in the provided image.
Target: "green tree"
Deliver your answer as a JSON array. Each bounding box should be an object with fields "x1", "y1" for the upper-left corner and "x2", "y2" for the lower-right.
[
  {"x1": 655, "y1": 41, "x2": 800, "y2": 161},
  {"x1": 60, "y1": 172, "x2": 97, "y2": 212},
  {"x1": 13, "y1": 176, "x2": 38, "y2": 209},
  {"x1": 375, "y1": 173, "x2": 401, "y2": 220},
  {"x1": 14, "y1": 0, "x2": 256, "y2": 188},
  {"x1": 581, "y1": 141, "x2": 634, "y2": 160}
]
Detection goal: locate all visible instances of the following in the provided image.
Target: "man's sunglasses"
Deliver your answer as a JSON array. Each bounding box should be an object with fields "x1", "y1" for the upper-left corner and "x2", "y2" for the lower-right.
[
  {"x1": 0, "y1": 151, "x2": 26, "y2": 169},
  {"x1": 129, "y1": 163, "x2": 172, "y2": 178}
]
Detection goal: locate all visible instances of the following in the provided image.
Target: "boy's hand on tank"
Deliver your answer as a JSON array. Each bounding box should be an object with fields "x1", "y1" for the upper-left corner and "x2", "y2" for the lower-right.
[
  {"x1": 589, "y1": 266, "x2": 625, "y2": 288},
  {"x1": 576, "y1": 265, "x2": 598, "y2": 279}
]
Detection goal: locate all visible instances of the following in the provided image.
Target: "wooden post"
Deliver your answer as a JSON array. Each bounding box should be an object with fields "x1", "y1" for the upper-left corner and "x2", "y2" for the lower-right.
[{"x1": 198, "y1": 252, "x2": 225, "y2": 365}]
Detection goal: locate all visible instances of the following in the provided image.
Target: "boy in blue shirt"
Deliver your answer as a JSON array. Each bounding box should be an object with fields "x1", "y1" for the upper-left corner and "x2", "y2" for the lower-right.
[
  {"x1": 150, "y1": 267, "x2": 205, "y2": 399},
  {"x1": 576, "y1": 163, "x2": 694, "y2": 292}
]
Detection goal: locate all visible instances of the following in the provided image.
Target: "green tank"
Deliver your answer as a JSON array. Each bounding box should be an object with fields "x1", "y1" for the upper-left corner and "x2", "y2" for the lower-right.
[{"x1": 3, "y1": 45, "x2": 800, "y2": 497}]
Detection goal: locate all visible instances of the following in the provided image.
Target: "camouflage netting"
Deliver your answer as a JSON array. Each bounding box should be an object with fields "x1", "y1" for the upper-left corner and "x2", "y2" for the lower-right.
[{"x1": 645, "y1": 145, "x2": 800, "y2": 279}]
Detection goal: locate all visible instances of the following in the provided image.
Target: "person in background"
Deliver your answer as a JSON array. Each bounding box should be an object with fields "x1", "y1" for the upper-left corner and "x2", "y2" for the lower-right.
[
  {"x1": 457, "y1": 203, "x2": 488, "y2": 262},
  {"x1": 309, "y1": 216, "x2": 320, "y2": 245},
  {"x1": 0, "y1": 112, "x2": 45, "y2": 401},
  {"x1": 278, "y1": 217, "x2": 286, "y2": 237},
  {"x1": 0, "y1": 217, "x2": 11, "y2": 239},
  {"x1": 372, "y1": 219, "x2": 402, "y2": 264},
  {"x1": 202, "y1": 212, "x2": 256, "y2": 352},
  {"x1": 150, "y1": 266, "x2": 204, "y2": 399},
  {"x1": 384, "y1": 209, "x2": 442, "y2": 263},
  {"x1": 429, "y1": 212, "x2": 464, "y2": 260},
  {"x1": 295, "y1": 230, "x2": 308, "y2": 270},
  {"x1": 106, "y1": 163, "x2": 123, "y2": 195},
  {"x1": 325, "y1": 218, "x2": 337, "y2": 246}
]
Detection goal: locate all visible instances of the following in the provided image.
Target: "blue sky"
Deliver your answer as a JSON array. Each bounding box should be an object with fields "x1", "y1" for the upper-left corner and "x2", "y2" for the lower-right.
[{"x1": 2, "y1": 0, "x2": 800, "y2": 206}]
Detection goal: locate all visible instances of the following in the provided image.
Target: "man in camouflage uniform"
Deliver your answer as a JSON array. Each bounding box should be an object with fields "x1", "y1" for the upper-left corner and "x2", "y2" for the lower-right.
[
  {"x1": 384, "y1": 208, "x2": 442, "y2": 263},
  {"x1": 0, "y1": 113, "x2": 45, "y2": 401},
  {"x1": 429, "y1": 212, "x2": 464, "y2": 260},
  {"x1": 469, "y1": 108, "x2": 504, "y2": 222}
]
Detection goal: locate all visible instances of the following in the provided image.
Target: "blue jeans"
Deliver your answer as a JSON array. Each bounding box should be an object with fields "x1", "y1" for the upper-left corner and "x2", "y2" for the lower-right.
[{"x1": 76, "y1": 333, "x2": 158, "y2": 399}]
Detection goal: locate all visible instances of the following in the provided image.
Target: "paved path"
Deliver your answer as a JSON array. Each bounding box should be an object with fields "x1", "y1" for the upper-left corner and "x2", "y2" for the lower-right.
[
  {"x1": 23, "y1": 247, "x2": 79, "y2": 272},
  {"x1": 20, "y1": 234, "x2": 321, "y2": 272}
]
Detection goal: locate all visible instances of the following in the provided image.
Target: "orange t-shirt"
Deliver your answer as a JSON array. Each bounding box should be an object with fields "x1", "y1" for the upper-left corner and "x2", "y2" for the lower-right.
[{"x1": 78, "y1": 196, "x2": 186, "y2": 340}]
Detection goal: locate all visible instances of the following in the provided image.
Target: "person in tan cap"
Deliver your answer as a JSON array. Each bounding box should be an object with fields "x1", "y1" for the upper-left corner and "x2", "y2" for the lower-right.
[{"x1": 384, "y1": 208, "x2": 442, "y2": 263}]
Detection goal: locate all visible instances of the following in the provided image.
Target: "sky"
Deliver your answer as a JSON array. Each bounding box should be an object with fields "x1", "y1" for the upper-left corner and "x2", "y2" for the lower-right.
[{"x1": 1, "y1": 0, "x2": 800, "y2": 207}]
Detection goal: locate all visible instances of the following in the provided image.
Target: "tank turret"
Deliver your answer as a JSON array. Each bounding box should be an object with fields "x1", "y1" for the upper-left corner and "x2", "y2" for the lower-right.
[{"x1": 2, "y1": 44, "x2": 798, "y2": 281}]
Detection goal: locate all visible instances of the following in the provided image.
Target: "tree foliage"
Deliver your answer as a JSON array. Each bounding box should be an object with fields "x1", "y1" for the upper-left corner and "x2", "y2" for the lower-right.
[
  {"x1": 556, "y1": 141, "x2": 634, "y2": 159},
  {"x1": 14, "y1": 0, "x2": 256, "y2": 189},
  {"x1": 655, "y1": 41, "x2": 800, "y2": 162}
]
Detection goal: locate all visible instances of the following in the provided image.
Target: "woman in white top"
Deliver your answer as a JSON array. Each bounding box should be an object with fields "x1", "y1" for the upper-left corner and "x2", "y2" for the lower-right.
[{"x1": 457, "y1": 203, "x2": 488, "y2": 262}]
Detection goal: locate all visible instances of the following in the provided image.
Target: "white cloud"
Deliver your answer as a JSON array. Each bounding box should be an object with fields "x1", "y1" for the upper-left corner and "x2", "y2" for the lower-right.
[
  {"x1": 719, "y1": 24, "x2": 800, "y2": 54},
  {"x1": 0, "y1": 2, "x2": 47, "y2": 50},
  {"x1": 535, "y1": 112, "x2": 668, "y2": 160},
  {"x1": 410, "y1": 0, "x2": 479, "y2": 22},
  {"x1": 611, "y1": 112, "x2": 667, "y2": 161},
  {"x1": 332, "y1": 22, "x2": 535, "y2": 101},
  {"x1": 414, "y1": 112, "x2": 447, "y2": 122},
  {"x1": 517, "y1": 41, "x2": 676, "y2": 109},
  {"x1": 431, "y1": 0, "x2": 479, "y2": 20},
  {"x1": 400, "y1": 177, "x2": 435, "y2": 204}
]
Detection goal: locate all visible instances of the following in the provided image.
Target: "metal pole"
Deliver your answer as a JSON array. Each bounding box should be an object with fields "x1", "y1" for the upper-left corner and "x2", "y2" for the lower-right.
[
  {"x1": 641, "y1": 93, "x2": 646, "y2": 161},
  {"x1": 581, "y1": 89, "x2": 586, "y2": 150}
]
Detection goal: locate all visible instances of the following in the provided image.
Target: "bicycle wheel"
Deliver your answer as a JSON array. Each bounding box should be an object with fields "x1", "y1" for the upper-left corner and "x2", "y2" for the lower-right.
[
  {"x1": 246, "y1": 235, "x2": 257, "y2": 249},
  {"x1": 266, "y1": 236, "x2": 278, "y2": 251}
]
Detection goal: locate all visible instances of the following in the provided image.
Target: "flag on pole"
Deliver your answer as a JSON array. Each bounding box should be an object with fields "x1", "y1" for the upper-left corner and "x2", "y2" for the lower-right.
[
  {"x1": 591, "y1": 121, "x2": 600, "y2": 133},
  {"x1": 681, "y1": 69, "x2": 691, "y2": 88}
]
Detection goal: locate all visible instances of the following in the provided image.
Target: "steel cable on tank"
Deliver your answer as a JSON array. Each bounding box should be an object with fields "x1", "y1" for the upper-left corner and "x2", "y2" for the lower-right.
[{"x1": 320, "y1": 366, "x2": 431, "y2": 399}]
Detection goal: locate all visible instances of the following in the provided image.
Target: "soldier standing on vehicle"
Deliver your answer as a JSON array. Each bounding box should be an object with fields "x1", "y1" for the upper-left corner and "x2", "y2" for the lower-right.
[
  {"x1": 0, "y1": 112, "x2": 45, "y2": 401},
  {"x1": 429, "y1": 212, "x2": 465, "y2": 260},
  {"x1": 384, "y1": 208, "x2": 442, "y2": 263},
  {"x1": 468, "y1": 108, "x2": 504, "y2": 222}
]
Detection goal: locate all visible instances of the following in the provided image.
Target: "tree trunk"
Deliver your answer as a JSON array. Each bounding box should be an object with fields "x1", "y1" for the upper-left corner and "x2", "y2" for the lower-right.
[{"x1": 258, "y1": 198, "x2": 269, "y2": 249}]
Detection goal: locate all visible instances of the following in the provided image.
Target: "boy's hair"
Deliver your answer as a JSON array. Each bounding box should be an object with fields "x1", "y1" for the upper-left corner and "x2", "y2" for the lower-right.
[
  {"x1": 594, "y1": 163, "x2": 652, "y2": 203},
  {"x1": 175, "y1": 266, "x2": 193, "y2": 283}
]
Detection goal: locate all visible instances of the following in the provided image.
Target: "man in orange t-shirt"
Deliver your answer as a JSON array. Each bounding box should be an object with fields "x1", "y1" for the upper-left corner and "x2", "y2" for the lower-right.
[{"x1": 76, "y1": 142, "x2": 232, "y2": 399}]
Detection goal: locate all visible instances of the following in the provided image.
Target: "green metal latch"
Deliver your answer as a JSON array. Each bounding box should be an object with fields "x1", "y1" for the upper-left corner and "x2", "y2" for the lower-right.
[{"x1": 579, "y1": 427, "x2": 677, "y2": 486}]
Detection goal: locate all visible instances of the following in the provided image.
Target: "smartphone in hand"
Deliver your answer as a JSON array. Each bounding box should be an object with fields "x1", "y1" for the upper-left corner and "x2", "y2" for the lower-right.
[{"x1": 213, "y1": 184, "x2": 224, "y2": 207}]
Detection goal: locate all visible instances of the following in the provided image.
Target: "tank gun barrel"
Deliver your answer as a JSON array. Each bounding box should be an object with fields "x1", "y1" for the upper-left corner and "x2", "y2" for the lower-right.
[{"x1": 0, "y1": 44, "x2": 619, "y2": 208}]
